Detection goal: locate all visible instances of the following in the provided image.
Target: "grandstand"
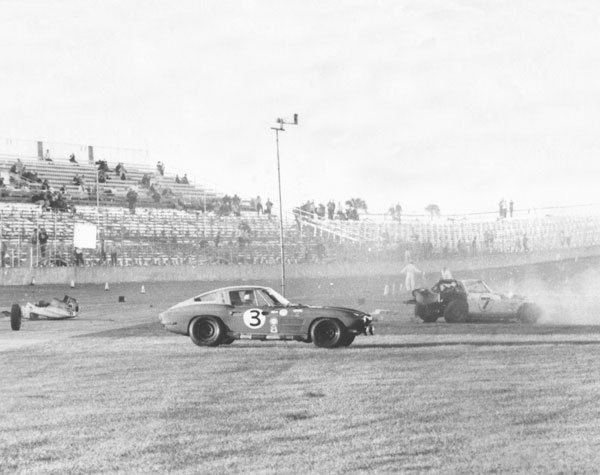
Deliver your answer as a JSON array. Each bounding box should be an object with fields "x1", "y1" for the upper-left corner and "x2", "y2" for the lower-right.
[
  {"x1": 0, "y1": 155, "x2": 220, "y2": 210},
  {"x1": 0, "y1": 139, "x2": 599, "y2": 269}
]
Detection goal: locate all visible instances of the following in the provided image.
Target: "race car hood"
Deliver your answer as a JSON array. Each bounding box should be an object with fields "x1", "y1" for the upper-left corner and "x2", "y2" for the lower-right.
[{"x1": 300, "y1": 305, "x2": 370, "y2": 318}]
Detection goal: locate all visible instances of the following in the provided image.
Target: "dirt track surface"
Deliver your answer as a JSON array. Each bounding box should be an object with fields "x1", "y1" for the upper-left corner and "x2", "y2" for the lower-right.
[{"x1": 2, "y1": 273, "x2": 600, "y2": 472}]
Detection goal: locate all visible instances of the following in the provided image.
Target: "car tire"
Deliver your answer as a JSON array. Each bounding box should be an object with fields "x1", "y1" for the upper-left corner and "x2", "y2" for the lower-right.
[
  {"x1": 518, "y1": 303, "x2": 542, "y2": 324},
  {"x1": 222, "y1": 336, "x2": 235, "y2": 345},
  {"x1": 189, "y1": 316, "x2": 224, "y2": 347},
  {"x1": 415, "y1": 304, "x2": 438, "y2": 323},
  {"x1": 10, "y1": 304, "x2": 22, "y2": 331},
  {"x1": 311, "y1": 319, "x2": 345, "y2": 348},
  {"x1": 340, "y1": 333, "x2": 356, "y2": 347},
  {"x1": 444, "y1": 299, "x2": 468, "y2": 323}
]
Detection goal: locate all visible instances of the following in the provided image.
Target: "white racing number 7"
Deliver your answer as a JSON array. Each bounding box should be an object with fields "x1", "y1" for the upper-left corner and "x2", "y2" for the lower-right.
[{"x1": 243, "y1": 308, "x2": 266, "y2": 329}]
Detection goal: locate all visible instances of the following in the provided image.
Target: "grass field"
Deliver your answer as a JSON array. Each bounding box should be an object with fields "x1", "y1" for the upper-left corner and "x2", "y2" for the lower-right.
[{"x1": 2, "y1": 267, "x2": 600, "y2": 473}]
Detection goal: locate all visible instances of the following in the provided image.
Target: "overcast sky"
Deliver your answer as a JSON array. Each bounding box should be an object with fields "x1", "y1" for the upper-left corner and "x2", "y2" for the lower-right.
[{"x1": 1, "y1": 0, "x2": 600, "y2": 215}]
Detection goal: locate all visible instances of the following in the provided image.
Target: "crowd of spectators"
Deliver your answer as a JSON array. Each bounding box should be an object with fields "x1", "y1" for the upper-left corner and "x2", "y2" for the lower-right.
[
  {"x1": 295, "y1": 199, "x2": 363, "y2": 221},
  {"x1": 211, "y1": 194, "x2": 243, "y2": 216},
  {"x1": 175, "y1": 174, "x2": 189, "y2": 184},
  {"x1": 249, "y1": 196, "x2": 273, "y2": 217}
]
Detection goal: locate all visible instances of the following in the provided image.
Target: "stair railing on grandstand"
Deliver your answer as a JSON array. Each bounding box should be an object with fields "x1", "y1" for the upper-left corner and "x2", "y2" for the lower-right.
[{"x1": 293, "y1": 207, "x2": 363, "y2": 243}]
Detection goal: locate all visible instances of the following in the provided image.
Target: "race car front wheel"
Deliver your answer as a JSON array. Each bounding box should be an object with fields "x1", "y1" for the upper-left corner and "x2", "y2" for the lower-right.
[
  {"x1": 10, "y1": 304, "x2": 22, "y2": 331},
  {"x1": 311, "y1": 319, "x2": 345, "y2": 348},
  {"x1": 189, "y1": 316, "x2": 224, "y2": 347}
]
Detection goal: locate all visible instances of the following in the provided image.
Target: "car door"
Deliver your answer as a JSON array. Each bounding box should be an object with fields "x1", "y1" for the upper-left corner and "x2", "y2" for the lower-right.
[
  {"x1": 476, "y1": 293, "x2": 499, "y2": 316},
  {"x1": 252, "y1": 289, "x2": 298, "y2": 337},
  {"x1": 227, "y1": 290, "x2": 269, "y2": 335}
]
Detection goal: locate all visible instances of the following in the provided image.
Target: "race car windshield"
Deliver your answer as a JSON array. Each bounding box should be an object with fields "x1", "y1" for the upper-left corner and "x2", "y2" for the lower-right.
[{"x1": 264, "y1": 288, "x2": 292, "y2": 307}]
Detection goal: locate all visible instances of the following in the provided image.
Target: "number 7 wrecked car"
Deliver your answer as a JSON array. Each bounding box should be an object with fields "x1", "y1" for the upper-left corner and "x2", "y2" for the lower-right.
[
  {"x1": 407, "y1": 278, "x2": 543, "y2": 323},
  {"x1": 158, "y1": 285, "x2": 374, "y2": 348}
]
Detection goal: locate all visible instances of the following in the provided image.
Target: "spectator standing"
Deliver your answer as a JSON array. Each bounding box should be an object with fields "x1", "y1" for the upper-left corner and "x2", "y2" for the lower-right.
[
  {"x1": 99, "y1": 240, "x2": 107, "y2": 265},
  {"x1": 126, "y1": 188, "x2": 138, "y2": 214},
  {"x1": 74, "y1": 248, "x2": 85, "y2": 266},
  {"x1": 111, "y1": 248, "x2": 118, "y2": 266},
  {"x1": 38, "y1": 227, "x2": 49, "y2": 261},
  {"x1": 265, "y1": 198, "x2": 273, "y2": 218},
  {"x1": 175, "y1": 174, "x2": 181, "y2": 184},
  {"x1": 471, "y1": 236, "x2": 477, "y2": 256},
  {"x1": 69, "y1": 153, "x2": 78, "y2": 164},
  {"x1": 156, "y1": 161, "x2": 165, "y2": 176},
  {"x1": 509, "y1": 200, "x2": 514, "y2": 218},
  {"x1": 327, "y1": 201, "x2": 335, "y2": 220},
  {"x1": 232, "y1": 194, "x2": 241, "y2": 216},
  {"x1": 522, "y1": 233, "x2": 529, "y2": 252},
  {"x1": 256, "y1": 196, "x2": 263, "y2": 215},
  {"x1": 181, "y1": 174, "x2": 189, "y2": 184},
  {"x1": 394, "y1": 203, "x2": 402, "y2": 223},
  {"x1": 400, "y1": 261, "x2": 424, "y2": 292},
  {"x1": 44, "y1": 149, "x2": 52, "y2": 162},
  {"x1": 214, "y1": 231, "x2": 221, "y2": 248}
]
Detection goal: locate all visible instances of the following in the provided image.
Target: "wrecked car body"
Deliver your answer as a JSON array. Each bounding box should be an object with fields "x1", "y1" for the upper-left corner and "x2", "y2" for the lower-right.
[
  {"x1": 9, "y1": 295, "x2": 79, "y2": 331},
  {"x1": 407, "y1": 279, "x2": 542, "y2": 324}
]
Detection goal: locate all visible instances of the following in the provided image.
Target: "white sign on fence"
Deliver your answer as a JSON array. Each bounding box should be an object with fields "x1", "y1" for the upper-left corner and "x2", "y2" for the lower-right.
[{"x1": 73, "y1": 223, "x2": 97, "y2": 249}]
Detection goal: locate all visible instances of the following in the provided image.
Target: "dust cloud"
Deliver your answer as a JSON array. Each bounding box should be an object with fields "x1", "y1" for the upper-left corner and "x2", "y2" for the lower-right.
[{"x1": 498, "y1": 265, "x2": 600, "y2": 325}]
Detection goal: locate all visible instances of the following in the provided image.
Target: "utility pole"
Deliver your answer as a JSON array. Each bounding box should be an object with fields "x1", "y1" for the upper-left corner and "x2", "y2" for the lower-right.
[{"x1": 271, "y1": 113, "x2": 298, "y2": 297}]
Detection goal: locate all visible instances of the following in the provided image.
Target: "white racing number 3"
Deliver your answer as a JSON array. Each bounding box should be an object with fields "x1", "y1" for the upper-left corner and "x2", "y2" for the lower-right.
[{"x1": 243, "y1": 308, "x2": 266, "y2": 329}]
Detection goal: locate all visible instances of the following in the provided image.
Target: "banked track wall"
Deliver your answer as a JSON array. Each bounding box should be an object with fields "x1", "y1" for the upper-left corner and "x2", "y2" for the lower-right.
[{"x1": 1, "y1": 245, "x2": 599, "y2": 286}]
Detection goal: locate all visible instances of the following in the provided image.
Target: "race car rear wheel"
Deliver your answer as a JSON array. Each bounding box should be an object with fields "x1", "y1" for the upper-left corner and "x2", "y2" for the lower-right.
[
  {"x1": 444, "y1": 299, "x2": 468, "y2": 323},
  {"x1": 10, "y1": 304, "x2": 22, "y2": 331},
  {"x1": 518, "y1": 303, "x2": 542, "y2": 324},
  {"x1": 189, "y1": 316, "x2": 224, "y2": 347},
  {"x1": 311, "y1": 319, "x2": 345, "y2": 348}
]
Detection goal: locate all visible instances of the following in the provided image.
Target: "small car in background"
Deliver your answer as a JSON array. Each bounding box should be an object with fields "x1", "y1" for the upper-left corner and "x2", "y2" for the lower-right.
[
  {"x1": 408, "y1": 278, "x2": 542, "y2": 323},
  {"x1": 9, "y1": 295, "x2": 79, "y2": 331},
  {"x1": 159, "y1": 285, "x2": 374, "y2": 348}
]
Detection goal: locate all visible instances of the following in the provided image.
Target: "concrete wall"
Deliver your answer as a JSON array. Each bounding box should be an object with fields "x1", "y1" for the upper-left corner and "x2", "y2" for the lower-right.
[{"x1": 2, "y1": 245, "x2": 599, "y2": 286}]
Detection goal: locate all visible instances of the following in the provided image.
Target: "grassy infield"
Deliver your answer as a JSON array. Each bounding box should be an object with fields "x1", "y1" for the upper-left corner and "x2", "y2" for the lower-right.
[{"x1": 1, "y1": 281, "x2": 600, "y2": 473}]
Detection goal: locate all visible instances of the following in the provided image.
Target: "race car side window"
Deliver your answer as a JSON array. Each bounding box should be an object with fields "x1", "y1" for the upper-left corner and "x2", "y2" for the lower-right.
[
  {"x1": 229, "y1": 291, "x2": 243, "y2": 306},
  {"x1": 229, "y1": 290, "x2": 258, "y2": 306},
  {"x1": 194, "y1": 291, "x2": 222, "y2": 302},
  {"x1": 465, "y1": 281, "x2": 488, "y2": 293}
]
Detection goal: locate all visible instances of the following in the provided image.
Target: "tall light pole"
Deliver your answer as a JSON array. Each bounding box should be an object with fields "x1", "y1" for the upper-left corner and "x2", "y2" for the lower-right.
[{"x1": 271, "y1": 113, "x2": 298, "y2": 297}]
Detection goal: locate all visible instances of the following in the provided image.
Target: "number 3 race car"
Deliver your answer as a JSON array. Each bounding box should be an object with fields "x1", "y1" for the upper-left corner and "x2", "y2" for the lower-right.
[
  {"x1": 9, "y1": 295, "x2": 80, "y2": 331},
  {"x1": 158, "y1": 285, "x2": 374, "y2": 348},
  {"x1": 408, "y1": 279, "x2": 543, "y2": 324}
]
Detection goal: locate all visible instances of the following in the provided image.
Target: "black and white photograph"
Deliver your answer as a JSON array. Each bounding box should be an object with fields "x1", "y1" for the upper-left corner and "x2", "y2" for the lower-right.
[{"x1": 2, "y1": 0, "x2": 600, "y2": 472}]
